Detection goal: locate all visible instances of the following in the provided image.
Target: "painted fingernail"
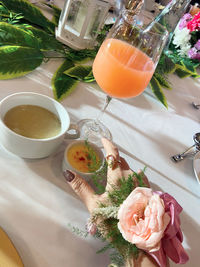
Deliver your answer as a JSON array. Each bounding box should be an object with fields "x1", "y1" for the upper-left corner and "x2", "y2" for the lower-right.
[{"x1": 63, "y1": 170, "x2": 75, "y2": 182}]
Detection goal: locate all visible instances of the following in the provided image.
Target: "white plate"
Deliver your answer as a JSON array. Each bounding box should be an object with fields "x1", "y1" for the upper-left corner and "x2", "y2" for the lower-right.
[{"x1": 193, "y1": 151, "x2": 200, "y2": 185}]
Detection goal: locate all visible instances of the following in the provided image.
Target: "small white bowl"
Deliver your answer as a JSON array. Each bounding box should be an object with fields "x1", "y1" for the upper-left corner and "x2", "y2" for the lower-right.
[{"x1": 62, "y1": 140, "x2": 104, "y2": 181}]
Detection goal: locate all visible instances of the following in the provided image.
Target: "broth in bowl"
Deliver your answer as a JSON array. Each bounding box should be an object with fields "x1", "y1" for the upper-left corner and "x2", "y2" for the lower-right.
[{"x1": 4, "y1": 104, "x2": 61, "y2": 139}]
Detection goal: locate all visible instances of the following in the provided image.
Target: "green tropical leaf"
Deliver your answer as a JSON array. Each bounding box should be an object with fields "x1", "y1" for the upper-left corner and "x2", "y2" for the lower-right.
[
  {"x1": 52, "y1": 60, "x2": 79, "y2": 101},
  {"x1": 0, "y1": 4, "x2": 10, "y2": 17},
  {"x1": 64, "y1": 65, "x2": 92, "y2": 80},
  {"x1": 1, "y1": 0, "x2": 55, "y2": 33},
  {"x1": 156, "y1": 54, "x2": 176, "y2": 75},
  {"x1": 84, "y1": 70, "x2": 95, "y2": 82},
  {"x1": 154, "y1": 73, "x2": 172, "y2": 90},
  {"x1": 163, "y1": 56, "x2": 177, "y2": 74},
  {"x1": 180, "y1": 58, "x2": 200, "y2": 73},
  {"x1": 0, "y1": 22, "x2": 39, "y2": 48},
  {"x1": 175, "y1": 67, "x2": 192, "y2": 78},
  {"x1": 44, "y1": 3, "x2": 61, "y2": 26},
  {"x1": 17, "y1": 24, "x2": 63, "y2": 51},
  {"x1": 191, "y1": 73, "x2": 200, "y2": 78},
  {"x1": 149, "y1": 76, "x2": 168, "y2": 108},
  {"x1": 0, "y1": 45, "x2": 43, "y2": 79},
  {"x1": 65, "y1": 48, "x2": 97, "y2": 63}
]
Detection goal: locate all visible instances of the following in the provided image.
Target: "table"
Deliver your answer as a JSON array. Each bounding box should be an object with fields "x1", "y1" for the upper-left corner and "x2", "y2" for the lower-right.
[
  {"x1": 0, "y1": 2, "x2": 200, "y2": 267},
  {"x1": 0, "y1": 55, "x2": 199, "y2": 267}
]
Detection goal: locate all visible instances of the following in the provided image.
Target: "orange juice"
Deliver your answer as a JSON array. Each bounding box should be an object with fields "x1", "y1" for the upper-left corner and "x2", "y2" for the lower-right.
[{"x1": 93, "y1": 38, "x2": 155, "y2": 98}]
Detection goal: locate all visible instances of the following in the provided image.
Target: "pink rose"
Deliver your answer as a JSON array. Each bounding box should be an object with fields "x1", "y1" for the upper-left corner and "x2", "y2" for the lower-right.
[{"x1": 117, "y1": 187, "x2": 170, "y2": 252}]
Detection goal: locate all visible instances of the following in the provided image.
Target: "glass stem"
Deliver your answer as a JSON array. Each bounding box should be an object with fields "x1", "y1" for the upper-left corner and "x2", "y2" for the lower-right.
[{"x1": 96, "y1": 95, "x2": 112, "y2": 123}]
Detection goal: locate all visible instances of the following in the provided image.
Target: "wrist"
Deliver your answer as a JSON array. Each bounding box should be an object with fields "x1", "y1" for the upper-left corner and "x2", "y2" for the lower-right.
[{"x1": 125, "y1": 252, "x2": 159, "y2": 267}]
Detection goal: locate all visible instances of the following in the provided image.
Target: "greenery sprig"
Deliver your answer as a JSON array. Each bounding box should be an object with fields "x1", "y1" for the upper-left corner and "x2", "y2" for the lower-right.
[
  {"x1": 92, "y1": 171, "x2": 148, "y2": 266},
  {"x1": 84, "y1": 140, "x2": 102, "y2": 173}
]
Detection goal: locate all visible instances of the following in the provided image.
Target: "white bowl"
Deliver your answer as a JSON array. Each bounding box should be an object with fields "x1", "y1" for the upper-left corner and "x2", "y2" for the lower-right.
[{"x1": 0, "y1": 92, "x2": 77, "y2": 159}]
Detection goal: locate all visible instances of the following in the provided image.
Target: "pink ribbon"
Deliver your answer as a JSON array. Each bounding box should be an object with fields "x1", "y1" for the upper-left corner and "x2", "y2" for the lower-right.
[{"x1": 148, "y1": 192, "x2": 189, "y2": 267}]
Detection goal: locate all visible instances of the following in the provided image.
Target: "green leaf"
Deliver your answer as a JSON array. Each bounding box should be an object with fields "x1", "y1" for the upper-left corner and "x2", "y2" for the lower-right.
[
  {"x1": 84, "y1": 70, "x2": 95, "y2": 83},
  {"x1": 191, "y1": 73, "x2": 200, "y2": 78},
  {"x1": 175, "y1": 67, "x2": 192, "y2": 78},
  {"x1": 52, "y1": 60, "x2": 79, "y2": 101},
  {"x1": 17, "y1": 24, "x2": 63, "y2": 51},
  {"x1": 154, "y1": 73, "x2": 172, "y2": 90},
  {"x1": 181, "y1": 58, "x2": 200, "y2": 73},
  {"x1": 0, "y1": 22, "x2": 39, "y2": 48},
  {"x1": 65, "y1": 48, "x2": 97, "y2": 63},
  {"x1": 0, "y1": 4, "x2": 10, "y2": 17},
  {"x1": 1, "y1": 0, "x2": 55, "y2": 33},
  {"x1": 149, "y1": 76, "x2": 168, "y2": 108},
  {"x1": 64, "y1": 65, "x2": 92, "y2": 80},
  {"x1": 0, "y1": 45, "x2": 43, "y2": 79},
  {"x1": 43, "y1": 3, "x2": 61, "y2": 26},
  {"x1": 156, "y1": 54, "x2": 176, "y2": 74}
]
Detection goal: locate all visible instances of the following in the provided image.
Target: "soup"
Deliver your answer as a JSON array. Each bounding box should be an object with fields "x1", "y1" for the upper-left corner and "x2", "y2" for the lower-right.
[
  {"x1": 4, "y1": 105, "x2": 61, "y2": 139},
  {"x1": 67, "y1": 142, "x2": 101, "y2": 173}
]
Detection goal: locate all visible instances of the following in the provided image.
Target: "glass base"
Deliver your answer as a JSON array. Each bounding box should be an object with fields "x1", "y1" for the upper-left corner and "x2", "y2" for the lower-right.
[{"x1": 77, "y1": 119, "x2": 112, "y2": 147}]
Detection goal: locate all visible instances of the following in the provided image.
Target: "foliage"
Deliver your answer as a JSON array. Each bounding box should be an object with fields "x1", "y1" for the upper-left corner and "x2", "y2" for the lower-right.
[
  {"x1": 89, "y1": 170, "x2": 148, "y2": 266},
  {"x1": 84, "y1": 140, "x2": 102, "y2": 173},
  {"x1": 150, "y1": 46, "x2": 200, "y2": 107},
  {"x1": 17, "y1": 24, "x2": 64, "y2": 51},
  {"x1": 90, "y1": 161, "x2": 108, "y2": 195},
  {"x1": 0, "y1": 0, "x2": 199, "y2": 107},
  {"x1": 0, "y1": 22, "x2": 40, "y2": 48},
  {"x1": 0, "y1": 45, "x2": 43, "y2": 79},
  {"x1": 52, "y1": 60, "x2": 78, "y2": 101},
  {"x1": 1, "y1": 0, "x2": 55, "y2": 33},
  {"x1": 43, "y1": 2, "x2": 61, "y2": 25}
]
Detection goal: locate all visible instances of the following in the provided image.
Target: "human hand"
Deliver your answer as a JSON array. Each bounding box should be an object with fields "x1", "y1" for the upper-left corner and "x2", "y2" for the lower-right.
[
  {"x1": 63, "y1": 138, "x2": 158, "y2": 267},
  {"x1": 63, "y1": 138, "x2": 149, "y2": 213}
]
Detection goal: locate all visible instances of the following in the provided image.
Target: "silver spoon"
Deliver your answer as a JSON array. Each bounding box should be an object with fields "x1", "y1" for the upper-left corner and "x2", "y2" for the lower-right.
[
  {"x1": 192, "y1": 102, "x2": 200, "y2": 109},
  {"x1": 171, "y1": 133, "x2": 200, "y2": 162},
  {"x1": 193, "y1": 151, "x2": 200, "y2": 185}
]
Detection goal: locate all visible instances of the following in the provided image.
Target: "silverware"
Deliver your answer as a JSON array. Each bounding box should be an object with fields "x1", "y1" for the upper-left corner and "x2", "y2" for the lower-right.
[
  {"x1": 192, "y1": 102, "x2": 200, "y2": 109},
  {"x1": 171, "y1": 133, "x2": 200, "y2": 162},
  {"x1": 193, "y1": 151, "x2": 200, "y2": 185}
]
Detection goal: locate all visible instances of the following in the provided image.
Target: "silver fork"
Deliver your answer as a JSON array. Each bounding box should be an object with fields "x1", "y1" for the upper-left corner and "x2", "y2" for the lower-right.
[{"x1": 192, "y1": 102, "x2": 200, "y2": 109}]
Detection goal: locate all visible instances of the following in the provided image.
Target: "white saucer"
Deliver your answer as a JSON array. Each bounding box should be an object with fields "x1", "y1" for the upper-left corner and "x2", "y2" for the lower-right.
[{"x1": 193, "y1": 151, "x2": 200, "y2": 185}]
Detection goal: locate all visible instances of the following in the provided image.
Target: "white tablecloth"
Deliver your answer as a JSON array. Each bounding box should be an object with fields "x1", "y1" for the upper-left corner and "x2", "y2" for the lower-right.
[
  {"x1": 0, "y1": 1, "x2": 200, "y2": 266},
  {"x1": 0, "y1": 56, "x2": 199, "y2": 267}
]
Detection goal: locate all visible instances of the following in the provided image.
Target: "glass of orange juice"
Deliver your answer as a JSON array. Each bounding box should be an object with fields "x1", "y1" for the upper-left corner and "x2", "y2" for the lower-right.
[{"x1": 78, "y1": 10, "x2": 169, "y2": 145}]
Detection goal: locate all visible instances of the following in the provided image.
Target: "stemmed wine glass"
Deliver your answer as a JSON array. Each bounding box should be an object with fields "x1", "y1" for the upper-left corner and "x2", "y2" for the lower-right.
[{"x1": 77, "y1": 10, "x2": 169, "y2": 146}]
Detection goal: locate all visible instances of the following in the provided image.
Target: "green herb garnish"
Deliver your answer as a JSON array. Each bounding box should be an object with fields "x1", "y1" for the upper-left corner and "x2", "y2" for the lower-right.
[{"x1": 84, "y1": 140, "x2": 102, "y2": 173}]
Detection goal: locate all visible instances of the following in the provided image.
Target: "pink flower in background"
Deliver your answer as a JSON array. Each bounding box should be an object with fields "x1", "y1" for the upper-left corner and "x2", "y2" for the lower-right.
[
  {"x1": 179, "y1": 13, "x2": 192, "y2": 30},
  {"x1": 194, "y1": 39, "x2": 200, "y2": 50},
  {"x1": 188, "y1": 47, "x2": 200, "y2": 60},
  {"x1": 188, "y1": 47, "x2": 198, "y2": 59},
  {"x1": 187, "y1": 11, "x2": 200, "y2": 32},
  {"x1": 188, "y1": 40, "x2": 200, "y2": 61},
  {"x1": 117, "y1": 187, "x2": 170, "y2": 252}
]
